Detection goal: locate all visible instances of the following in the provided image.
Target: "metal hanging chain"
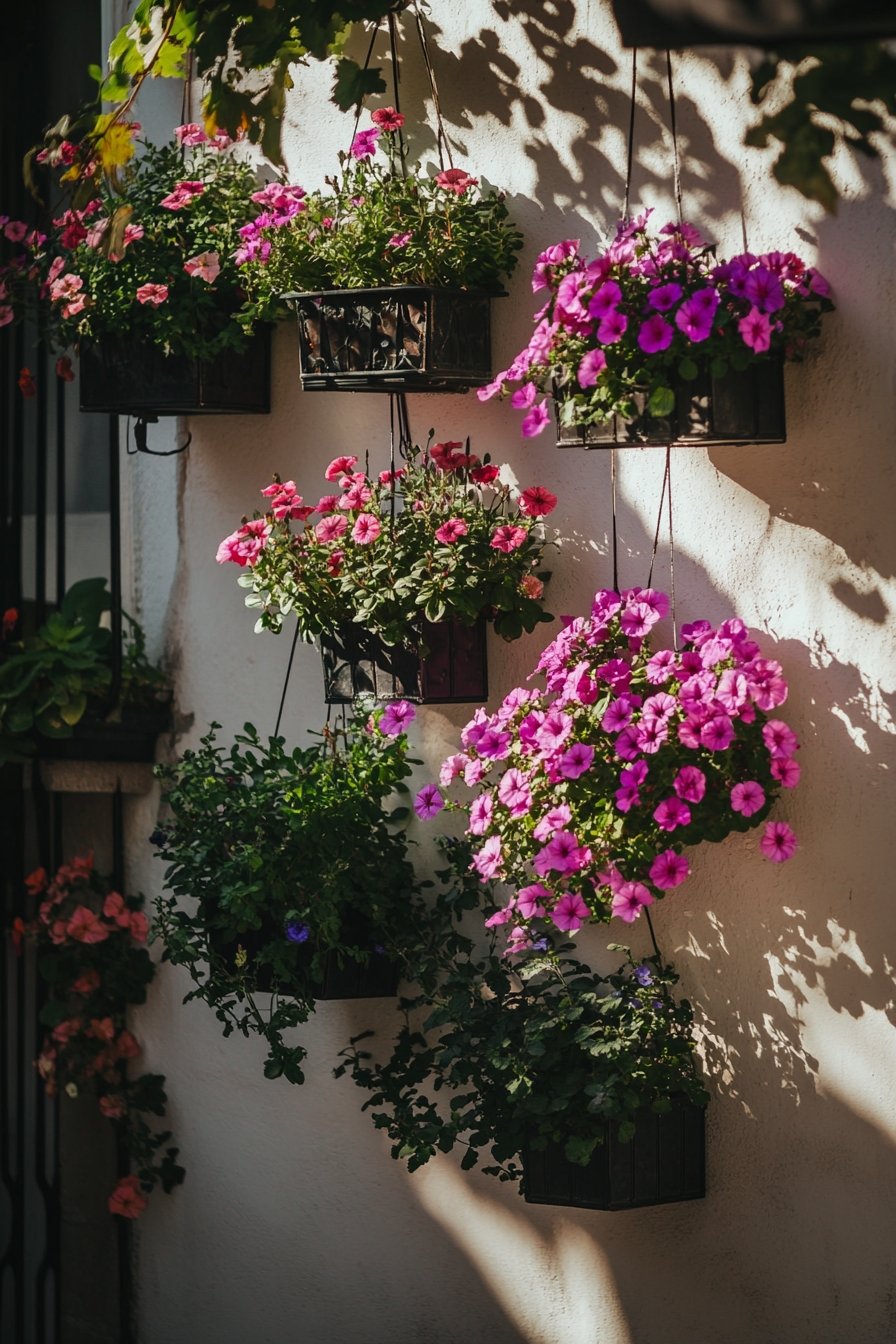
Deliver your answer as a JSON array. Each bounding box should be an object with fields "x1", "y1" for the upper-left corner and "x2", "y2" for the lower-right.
[
  {"x1": 412, "y1": 0, "x2": 456, "y2": 170},
  {"x1": 387, "y1": 10, "x2": 409, "y2": 176},
  {"x1": 342, "y1": 19, "x2": 384, "y2": 170},
  {"x1": 273, "y1": 621, "x2": 302, "y2": 738},
  {"x1": 623, "y1": 47, "x2": 638, "y2": 220},
  {"x1": 665, "y1": 49, "x2": 683, "y2": 224},
  {"x1": 644, "y1": 444, "x2": 679, "y2": 649},
  {"x1": 646, "y1": 445, "x2": 671, "y2": 590}
]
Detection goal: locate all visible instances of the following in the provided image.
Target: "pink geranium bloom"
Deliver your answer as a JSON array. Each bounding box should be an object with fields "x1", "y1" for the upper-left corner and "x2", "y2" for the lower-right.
[
  {"x1": 552, "y1": 891, "x2": 591, "y2": 933},
  {"x1": 674, "y1": 765, "x2": 706, "y2": 803},
  {"x1": 108, "y1": 1175, "x2": 148, "y2": 1219},
  {"x1": 66, "y1": 907, "x2": 109, "y2": 944},
  {"x1": 611, "y1": 881, "x2": 654, "y2": 923},
  {"x1": 577, "y1": 348, "x2": 607, "y2": 388},
  {"x1": 314, "y1": 515, "x2": 348, "y2": 543},
  {"x1": 435, "y1": 518, "x2": 468, "y2": 544},
  {"x1": 759, "y1": 820, "x2": 798, "y2": 862},
  {"x1": 184, "y1": 250, "x2": 221, "y2": 283},
  {"x1": 352, "y1": 513, "x2": 381, "y2": 545},
  {"x1": 490, "y1": 525, "x2": 527, "y2": 553},
  {"x1": 135, "y1": 283, "x2": 169, "y2": 306},
  {"x1": 519, "y1": 486, "x2": 558, "y2": 517},
  {"x1": 414, "y1": 784, "x2": 445, "y2": 819},
  {"x1": 730, "y1": 780, "x2": 766, "y2": 816},
  {"x1": 653, "y1": 797, "x2": 691, "y2": 831},
  {"x1": 435, "y1": 168, "x2": 478, "y2": 195},
  {"x1": 521, "y1": 400, "x2": 550, "y2": 437},
  {"x1": 649, "y1": 850, "x2": 690, "y2": 890},
  {"x1": 637, "y1": 313, "x2": 674, "y2": 353}
]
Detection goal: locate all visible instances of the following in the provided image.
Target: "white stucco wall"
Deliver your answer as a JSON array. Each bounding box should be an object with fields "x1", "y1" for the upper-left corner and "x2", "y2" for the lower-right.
[{"x1": 123, "y1": 5, "x2": 896, "y2": 1342}]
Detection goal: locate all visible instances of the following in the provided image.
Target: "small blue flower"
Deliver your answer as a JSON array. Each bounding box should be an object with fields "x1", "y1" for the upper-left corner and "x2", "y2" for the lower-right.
[
  {"x1": 634, "y1": 963, "x2": 654, "y2": 987},
  {"x1": 531, "y1": 937, "x2": 549, "y2": 952},
  {"x1": 285, "y1": 920, "x2": 310, "y2": 945},
  {"x1": 371, "y1": 943, "x2": 386, "y2": 956}
]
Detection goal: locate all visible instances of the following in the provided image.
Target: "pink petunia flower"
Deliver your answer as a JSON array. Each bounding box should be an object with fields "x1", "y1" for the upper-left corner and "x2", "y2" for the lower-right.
[
  {"x1": 314, "y1": 514, "x2": 348, "y2": 543},
  {"x1": 160, "y1": 180, "x2": 206, "y2": 210},
  {"x1": 387, "y1": 231, "x2": 412, "y2": 249},
  {"x1": 771, "y1": 757, "x2": 801, "y2": 788},
  {"x1": 183, "y1": 250, "x2": 221, "y2": 283},
  {"x1": 517, "y1": 884, "x2": 550, "y2": 919},
  {"x1": 379, "y1": 700, "x2": 416, "y2": 737},
  {"x1": 215, "y1": 519, "x2": 271, "y2": 567},
  {"x1": 521, "y1": 400, "x2": 550, "y2": 437},
  {"x1": 653, "y1": 797, "x2": 692, "y2": 831},
  {"x1": 490, "y1": 525, "x2": 527, "y2": 553},
  {"x1": 638, "y1": 313, "x2": 674, "y2": 353},
  {"x1": 552, "y1": 891, "x2": 591, "y2": 933},
  {"x1": 649, "y1": 850, "x2": 690, "y2": 890},
  {"x1": 533, "y1": 830, "x2": 590, "y2": 876},
  {"x1": 350, "y1": 128, "x2": 380, "y2": 160},
  {"x1": 577, "y1": 348, "x2": 607, "y2": 388},
  {"x1": 371, "y1": 106, "x2": 405, "y2": 131},
  {"x1": 738, "y1": 307, "x2": 772, "y2": 353},
  {"x1": 558, "y1": 742, "x2": 594, "y2": 779},
  {"x1": 730, "y1": 781, "x2": 766, "y2": 816},
  {"x1": 352, "y1": 513, "x2": 381, "y2": 545},
  {"x1": 674, "y1": 765, "x2": 706, "y2": 803},
  {"x1": 325, "y1": 455, "x2": 358, "y2": 481},
  {"x1": 469, "y1": 794, "x2": 494, "y2": 835},
  {"x1": 435, "y1": 518, "x2": 468, "y2": 544},
  {"x1": 597, "y1": 310, "x2": 627, "y2": 343},
  {"x1": 700, "y1": 715, "x2": 735, "y2": 751},
  {"x1": 611, "y1": 881, "x2": 654, "y2": 923},
  {"x1": 519, "y1": 486, "x2": 558, "y2": 517},
  {"x1": 759, "y1": 820, "x2": 798, "y2": 863},
  {"x1": 762, "y1": 720, "x2": 799, "y2": 758},
  {"x1": 435, "y1": 168, "x2": 478, "y2": 195},
  {"x1": 135, "y1": 283, "x2": 169, "y2": 307},
  {"x1": 472, "y1": 835, "x2": 504, "y2": 880}
]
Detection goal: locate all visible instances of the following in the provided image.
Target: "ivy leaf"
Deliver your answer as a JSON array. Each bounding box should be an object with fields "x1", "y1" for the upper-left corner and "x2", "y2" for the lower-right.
[{"x1": 331, "y1": 57, "x2": 386, "y2": 113}]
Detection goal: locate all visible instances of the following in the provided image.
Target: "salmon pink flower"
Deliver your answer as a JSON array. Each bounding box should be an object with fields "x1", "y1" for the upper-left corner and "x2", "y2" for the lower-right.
[
  {"x1": 371, "y1": 106, "x2": 405, "y2": 131},
  {"x1": 160, "y1": 180, "x2": 205, "y2": 209},
  {"x1": 184, "y1": 250, "x2": 221, "y2": 283},
  {"x1": 435, "y1": 168, "x2": 478, "y2": 195},
  {"x1": 99, "y1": 1094, "x2": 127, "y2": 1119},
  {"x1": 108, "y1": 1175, "x2": 148, "y2": 1219},
  {"x1": 67, "y1": 907, "x2": 109, "y2": 944},
  {"x1": 135, "y1": 283, "x2": 168, "y2": 306},
  {"x1": 215, "y1": 519, "x2": 270, "y2": 567}
]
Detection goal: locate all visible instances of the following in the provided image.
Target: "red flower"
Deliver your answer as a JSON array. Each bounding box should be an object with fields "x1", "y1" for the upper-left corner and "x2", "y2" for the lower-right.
[
  {"x1": 55, "y1": 356, "x2": 75, "y2": 382},
  {"x1": 435, "y1": 168, "x2": 478, "y2": 196},
  {"x1": 519, "y1": 486, "x2": 558, "y2": 518},
  {"x1": 17, "y1": 367, "x2": 36, "y2": 399},
  {"x1": 1, "y1": 607, "x2": 17, "y2": 637},
  {"x1": 371, "y1": 106, "x2": 405, "y2": 132},
  {"x1": 108, "y1": 1175, "x2": 148, "y2": 1219}
]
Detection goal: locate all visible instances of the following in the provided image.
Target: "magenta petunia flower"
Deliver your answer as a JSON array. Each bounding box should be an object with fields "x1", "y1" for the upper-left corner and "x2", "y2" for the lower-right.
[
  {"x1": 759, "y1": 820, "x2": 798, "y2": 863},
  {"x1": 498, "y1": 768, "x2": 532, "y2": 816},
  {"x1": 490, "y1": 524, "x2": 528, "y2": 553},
  {"x1": 387, "y1": 231, "x2": 412, "y2": 249},
  {"x1": 379, "y1": 700, "x2": 416, "y2": 737},
  {"x1": 517, "y1": 884, "x2": 550, "y2": 919},
  {"x1": 762, "y1": 719, "x2": 799, "y2": 758},
  {"x1": 597, "y1": 310, "x2": 628, "y2": 343},
  {"x1": 738, "y1": 307, "x2": 772, "y2": 352},
  {"x1": 215, "y1": 519, "x2": 270, "y2": 567},
  {"x1": 435, "y1": 168, "x2": 478, "y2": 195},
  {"x1": 477, "y1": 728, "x2": 512, "y2": 760},
  {"x1": 510, "y1": 381, "x2": 537, "y2": 409},
  {"x1": 674, "y1": 765, "x2": 706, "y2": 804},
  {"x1": 558, "y1": 742, "x2": 594, "y2": 779},
  {"x1": 771, "y1": 757, "x2": 801, "y2": 788},
  {"x1": 551, "y1": 891, "x2": 591, "y2": 933},
  {"x1": 472, "y1": 835, "x2": 504, "y2": 880},
  {"x1": 521, "y1": 400, "x2": 551, "y2": 437},
  {"x1": 350, "y1": 128, "x2": 380, "y2": 160},
  {"x1": 611, "y1": 880, "x2": 654, "y2": 923},
  {"x1": 587, "y1": 280, "x2": 623, "y2": 319},
  {"x1": 414, "y1": 784, "x2": 445, "y2": 819},
  {"x1": 602, "y1": 698, "x2": 633, "y2": 734},
  {"x1": 469, "y1": 794, "x2": 494, "y2": 835},
  {"x1": 532, "y1": 803, "x2": 571, "y2": 842},
  {"x1": 577, "y1": 348, "x2": 607, "y2": 388},
  {"x1": 435, "y1": 518, "x2": 468, "y2": 544},
  {"x1": 700, "y1": 715, "x2": 735, "y2": 751},
  {"x1": 743, "y1": 266, "x2": 784, "y2": 313},
  {"x1": 730, "y1": 780, "x2": 766, "y2": 816},
  {"x1": 533, "y1": 830, "x2": 590, "y2": 876},
  {"x1": 674, "y1": 297, "x2": 714, "y2": 342},
  {"x1": 637, "y1": 313, "x2": 674, "y2": 354},
  {"x1": 351, "y1": 513, "x2": 381, "y2": 545},
  {"x1": 649, "y1": 850, "x2": 690, "y2": 890},
  {"x1": 653, "y1": 796, "x2": 692, "y2": 831},
  {"x1": 647, "y1": 282, "x2": 682, "y2": 311}
]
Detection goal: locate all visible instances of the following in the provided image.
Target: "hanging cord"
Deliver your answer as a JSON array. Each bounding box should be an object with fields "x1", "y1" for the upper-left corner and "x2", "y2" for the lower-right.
[
  {"x1": 610, "y1": 449, "x2": 620, "y2": 593},
  {"x1": 412, "y1": 0, "x2": 455, "y2": 170},
  {"x1": 646, "y1": 445, "x2": 670, "y2": 589},
  {"x1": 665, "y1": 50, "x2": 683, "y2": 223},
  {"x1": 273, "y1": 622, "x2": 302, "y2": 738},
  {"x1": 623, "y1": 47, "x2": 638, "y2": 220},
  {"x1": 125, "y1": 416, "x2": 192, "y2": 456},
  {"x1": 644, "y1": 444, "x2": 678, "y2": 650},
  {"x1": 340, "y1": 19, "x2": 383, "y2": 179},
  {"x1": 386, "y1": 10, "x2": 409, "y2": 176}
]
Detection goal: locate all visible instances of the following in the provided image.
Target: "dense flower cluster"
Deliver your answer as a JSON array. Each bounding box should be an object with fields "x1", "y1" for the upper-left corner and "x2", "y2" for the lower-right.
[
  {"x1": 416, "y1": 587, "x2": 800, "y2": 953},
  {"x1": 238, "y1": 110, "x2": 522, "y2": 309},
  {"x1": 1, "y1": 124, "x2": 262, "y2": 372},
  {"x1": 13, "y1": 854, "x2": 184, "y2": 1217},
  {"x1": 479, "y1": 211, "x2": 833, "y2": 436},
  {"x1": 217, "y1": 441, "x2": 558, "y2": 648}
]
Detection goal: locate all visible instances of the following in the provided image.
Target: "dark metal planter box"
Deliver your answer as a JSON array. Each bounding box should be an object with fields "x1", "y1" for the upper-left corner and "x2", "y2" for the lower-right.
[
  {"x1": 320, "y1": 618, "x2": 488, "y2": 704},
  {"x1": 523, "y1": 1099, "x2": 706, "y2": 1211},
  {"x1": 557, "y1": 357, "x2": 785, "y2": 449},
  {"x1": 78, "y1": 328, "x2": 271, "y2": 416},
  {"x1": 610, "y1": 0, "x2": 896, "y2": 48},
  {"x1": 286, "y1": 287, "x2": 497, "y2": 393},
  {"x1": 33, "y1": 704, "x2": 170, "y2": 763}
]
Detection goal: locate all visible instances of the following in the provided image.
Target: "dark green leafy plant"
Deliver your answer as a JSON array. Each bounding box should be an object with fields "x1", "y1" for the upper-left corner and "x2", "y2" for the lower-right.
[
  {"x1": 337, "y1": 843, "x2": 707, "y2": 1183},
  {"x1": 0, "y1": 579, "x2": 170, "y2": 764},
  {"x1": 15, "y1": 853, "x2": 184, "y2": 1218},
  {"x1": 153, "y1": 708, "x2": 426, "y2": 1085}
]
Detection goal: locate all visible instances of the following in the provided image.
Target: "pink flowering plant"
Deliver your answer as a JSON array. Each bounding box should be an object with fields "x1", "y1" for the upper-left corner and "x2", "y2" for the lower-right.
[
  {"x1": 2, "y1": 123, "x2": 262, "y2": 367},
  {"x1": 218, "y1": 438, "x2": 558, "y2": 649},
  {"x1": 479, "y1": 211, "x2": 833, "y2": 436},
  {"x1": 416, "y1": 586, "x2": 800, "y2": 954},
  {"x1": 154, "y1": 708, "x2": 429, "y2": 1085},
  {"x1": 13, "y1": 854, "x2": 184, "y2": 1219},
  {"x1": 238, "y1": 108, "x2": 521, "y2": 312}
]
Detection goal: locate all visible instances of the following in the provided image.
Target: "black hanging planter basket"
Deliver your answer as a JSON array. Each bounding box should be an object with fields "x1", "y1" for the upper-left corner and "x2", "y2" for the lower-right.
[
  {"x1": 320, "y1": 618, "x2": 488, "y2": 705},
  {"x1": 556, "y1": 357, "x2": 785, "y2": 449},
  {"x1": 286, "y1": 287, "x2": 498, "y2": 393},
  {"x1": 78, "y1": 327, "x2": 271, "y2": 417},
  {"x1": 522, "y1": 1099, "x2": 706, "y2": 1211},
  {"x1": 32, "y1": 703, "x2": 170, "y2": 763},
  {"x1": 211, "y1": 918, "x2": 399, "y2": 1000},
  {"x1": 610, "y1": 0, "x2": 896, "y2": 48}
]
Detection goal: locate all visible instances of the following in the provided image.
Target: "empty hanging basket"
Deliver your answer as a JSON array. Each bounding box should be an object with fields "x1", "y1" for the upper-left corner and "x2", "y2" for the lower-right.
[
  {"x1": 320, "y1": 618, "x2": 489, "y2": 705},
  {"x1": 556, "y1": 356, "x2": 786, "y2": 449}
]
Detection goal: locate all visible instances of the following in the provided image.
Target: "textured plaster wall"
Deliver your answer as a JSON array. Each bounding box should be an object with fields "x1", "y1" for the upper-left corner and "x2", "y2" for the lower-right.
[{"x1": 123, "y1": 4, "x2": 896, "y2": 1342}]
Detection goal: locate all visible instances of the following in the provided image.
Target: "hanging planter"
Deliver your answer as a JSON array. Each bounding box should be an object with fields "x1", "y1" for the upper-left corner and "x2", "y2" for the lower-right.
[
  {"x1": 78, "y1": 327, "x2": 271, "y2": 417},
  {"x1": 219, "y1": 438, "x2": 558, "y2": 705},
  {"x1": 482, "y1": 215, "x2": 832, "y2": 449},
  {"x1": 522, "y1": 1098, "x2": 706, "y2": 1211},
  {"x1": 32, "y1": 702, "x2": 170, "y2": 763},
  {"x1": 320, "y1": 618, "x2": 488, "y2": 705},
  {"x1": 0, "y1": 127, "x2": 270, "y2": 413},
  {"x1": 556, "y1": 355, "x2": 785, "y2": 449},
  {"x1": 286, "y1": 287, "x2": 495, "y2": 393}
]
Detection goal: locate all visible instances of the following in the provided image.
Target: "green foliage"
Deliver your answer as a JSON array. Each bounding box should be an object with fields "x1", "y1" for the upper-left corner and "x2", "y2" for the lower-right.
[
  {"x1": 8, "y1": 135, "x2": 263, "y2": 360},
  {"x1": 153, "y1": 711, "x2": 426, "y2": 1083},
  {"x1": 240, "y1": 116, "x2": 522, "y2": 310},
  {"x1": 228, "y1": 441, "x2": 556, "y2": 650},
  {"x1": 336, "y1": 843, "x2": 707, "y2": 1183},
  {"x1": 20, "y1": 854, "x2": 185, "y2": 1209},
  {"x1": 0, "y1": 579, "x2": 169, "y2": 764},
  {"x1": 747, "y1": 42, "x2": 896, "y2": 212}
]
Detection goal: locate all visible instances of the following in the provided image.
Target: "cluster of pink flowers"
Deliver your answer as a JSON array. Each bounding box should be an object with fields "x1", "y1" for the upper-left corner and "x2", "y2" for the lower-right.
[
  {"x1": 415, "y1": 587, "x2": 800, "y2": 955},
  {"x1": 479, "y1": 210, "x2": 832, "y2": 437},
  {"x1": 235, "y1": 181, "x2": 308, "y2": 266}
]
